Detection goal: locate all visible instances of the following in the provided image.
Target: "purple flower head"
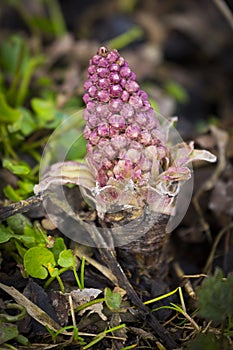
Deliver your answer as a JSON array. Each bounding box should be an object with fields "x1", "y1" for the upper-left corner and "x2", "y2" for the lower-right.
[
  {"x1": 83, "y1": 47, "x2": 167, "y2": 190},
  {"x1": 81, "y1": 47, "x2": 216, "y2": 215}
]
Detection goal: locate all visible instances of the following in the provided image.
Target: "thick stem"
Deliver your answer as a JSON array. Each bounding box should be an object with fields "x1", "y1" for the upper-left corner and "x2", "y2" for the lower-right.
[
  {"x1": 104, "y1": 208, "x2": 170, "y2": 280},
  {"x1": 119, "y1": 215, "x2": 170, "y2": 277}
]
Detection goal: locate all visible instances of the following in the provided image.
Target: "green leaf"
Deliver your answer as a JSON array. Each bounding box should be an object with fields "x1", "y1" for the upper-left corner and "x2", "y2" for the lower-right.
[
  {"x1": 0, "y1": 223, "x2": 34, "y2": 245},
  {"x1": 23, "y1": 225, "x2": 47, "y2": 247},
  {"x1": 24, "y1": 246, "x2": 56, "y2": 279},
  {"x1": 31, "y1": 98, "x2": 56, "y2": 125},
  {"x1": 0, "y1": 224, "x2": 14, "y2": 243},
  {"x1": 107, "y1": 26, "x2": 143, "y2": 51},
  {"x1": 197, "y1": 269, "x2": 233, "y2": 322},
  {"x1": 37, "y1": 76, "x2": 53, "y2": 88},
  {"x1": 51, "y1": 237, "x2": 66, "y2": 263},
  {"x1": 15, "y1": 240, "x2": 27, "y2": 259},
  {"x1": 15, "y1": 55, "x2": 45, "y2": 106},
  {"x1": 0, "y1": 322, "x2": 19, "y2": 344},
  {"x1": 3, "y1": 158, "x2": 31, "y2": 175},
  {"x1": 184, "y1": 333, "x2": 219, "y2": 350},
  {"x1": 58, "y1": 249, "x2": 74, "y2": 268},
  {"x1": 45, "y1": 110, "x2": 69, "y2": 129},
  {"x1": 29, "y1": 16, "x2": 55, "y2": 35},
  {"x1": 8, "y1": 108, "x2": 37, "y2": 136},
  {"x1": 64, "y1": 96, "x2": 83, "y2": 109},
  {"x1": 3, "y1": 185, "x2": 21, "y2": 201},
  {"x1": 164, "y1": 80, "x2": 189, "y2": 103},
  {"x1": 0, "y1": 35, "x2": 28, "y2": 74},
  {"x1": 17, "y1": 180, "x2": 34, "y2": 193},
  {"x1": 5, "y1": 181, "x2": 35, "y2": 202},
  {"x1": 7, "y1": 213, "x2": 32, "y2": 235},
  {"x1": 148, "y1": 97, "x2": 160, "y2": 113},
  {"x1": 0, "y1": 92, "x2": 21, "y2": 123},
  {"x1": 104, "y1": 287, "x2": 121, "y2": 311},
  {"x1": 66, "y1": 134, "x2": 87, "y2": 160}
]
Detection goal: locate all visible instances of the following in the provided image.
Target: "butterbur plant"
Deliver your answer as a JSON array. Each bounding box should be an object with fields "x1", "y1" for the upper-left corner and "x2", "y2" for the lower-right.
[{"x1": 34, "y1": 47, "x2": 216, "y2": 276}]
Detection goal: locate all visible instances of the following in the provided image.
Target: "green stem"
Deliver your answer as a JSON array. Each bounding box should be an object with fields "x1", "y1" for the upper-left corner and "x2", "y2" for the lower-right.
[
  {"x1": 34, "y1": 222, "x2": 50, "y2": 244},
  {"x1": 120, "y1": 345, "x2": 138, "y2": 350},
  {"x1": 107, "y1": 26, "x2": 143, "y2": 50},
  {"x1": 44, "y1": 0, "x2": 67, "y2": 37},
  {"x1": 16, "y1": 56, "x2": 45, "y2": 106},
  {"x1": 0, "y1": 303, "x2": 26, "y2": 322},
  {"x1": 105, "y1": 323, "x2": 126, "y2": 334},
  {"x1": 7, "y1": 39, "x2": 25, "y2": 106},
  {"x1": 144, "y1": 286, "x2": 180, "y2": 305},
  {"x1": 75, "y1": 298, "x2": 105, "y2": 313},
  {"x1": 80, "y1": 256, "x2": 86, "y2": 289},
  {"x1": 44, "y1": 266, "x2": 69, "y2": 289},
  {"x1": 2, "y1": 343, "x2": 18, "y2": 350},
  {"x1": 56, "y1": 274, "x2": 65, "y2": 293},
  {"x1": 21, "y1": 136, "x2": 50, "y2": 151},
  {"x1": 73, "y1": 265, "x2": 82, "y2": 289},
  {"x1": 31, "y1": 163, "x2": 40, "y2": 177},
  {"x1": 0, "y1": 124, "x2": 17, "y2": 158},
  {"x1": 82, "y1": 324, "x2": 126, "y2": 350}
]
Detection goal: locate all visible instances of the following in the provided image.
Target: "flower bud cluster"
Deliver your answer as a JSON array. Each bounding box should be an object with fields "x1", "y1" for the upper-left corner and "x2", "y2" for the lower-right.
[{"x1": 83, "y1": 47, "x2": 168, "y2": 188}]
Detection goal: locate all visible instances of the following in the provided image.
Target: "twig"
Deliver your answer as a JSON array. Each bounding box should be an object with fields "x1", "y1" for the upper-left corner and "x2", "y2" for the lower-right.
[
  {"x1": 173, "y1": 262, "x2": 197, "y2": 300},
  {"x1": 68, "y1": 294, "x2": 77, "y2": 342},
  {"x1": 0, "y1": 194, "x2": 43, "y2": 221},
  {"x1": 212, "y1": 0, "x2": 233, "y2": 30},
  {"x1": 203, "y1": 222, "x2": 233, "y2": 274},
  {"x1": 193, "y1": 125, "x2": 229, "y2": 241}
]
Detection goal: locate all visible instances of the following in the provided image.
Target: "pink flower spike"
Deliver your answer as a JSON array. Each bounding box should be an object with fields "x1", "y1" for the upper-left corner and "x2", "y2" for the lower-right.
[{"x1": 80, "y1": 46, "x2": 216, "y2": 205}]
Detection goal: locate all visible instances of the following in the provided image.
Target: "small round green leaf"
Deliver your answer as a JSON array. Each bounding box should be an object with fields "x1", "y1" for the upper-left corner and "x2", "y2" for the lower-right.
[
  {"x1": 0, "y1": 224, "x2": 14, "y2": 243},
  {"x1": 24, "y1": 246, "x2": 56, "y2": 279},
  {"x1": 58, "y1": 249, "x2": 74, "y2": 268},
  {"x1": 104, "y1": 287, "x2": 121, "y2": 311}
]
